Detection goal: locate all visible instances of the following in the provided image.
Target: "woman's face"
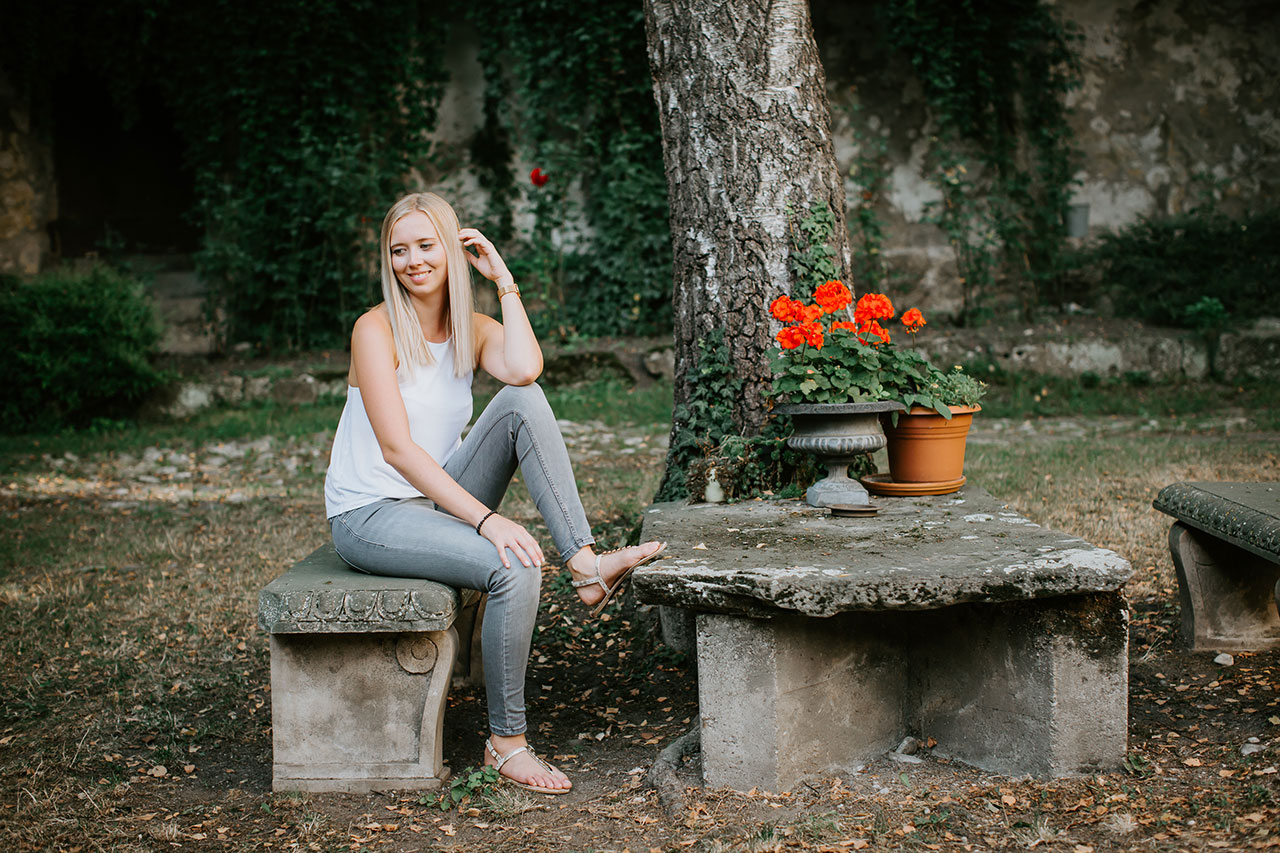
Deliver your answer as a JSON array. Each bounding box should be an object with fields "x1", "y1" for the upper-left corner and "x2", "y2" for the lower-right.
[{"x1": 389, "y1": 210, "x2": 449, "y2": 299}]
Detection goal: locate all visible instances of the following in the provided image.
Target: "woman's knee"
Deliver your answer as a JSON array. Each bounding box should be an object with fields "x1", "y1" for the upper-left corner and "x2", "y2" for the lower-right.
[
  {"x1": 490, "y1": 559, "x2": 543, "y2": 601},
  {"x1": 493, "y1": 382, "x2": 549, "y2": 414}
]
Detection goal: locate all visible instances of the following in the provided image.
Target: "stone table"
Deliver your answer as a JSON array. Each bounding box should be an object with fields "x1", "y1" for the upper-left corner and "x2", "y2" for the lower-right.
[{"x1": 635, "y1": 486, "x2": 1132, "y2": 791}]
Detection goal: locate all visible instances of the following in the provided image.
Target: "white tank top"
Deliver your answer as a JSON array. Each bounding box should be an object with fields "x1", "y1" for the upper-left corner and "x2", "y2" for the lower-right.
[{"x1": 324, "y1": 338, "x2": 474, "y2": 518}]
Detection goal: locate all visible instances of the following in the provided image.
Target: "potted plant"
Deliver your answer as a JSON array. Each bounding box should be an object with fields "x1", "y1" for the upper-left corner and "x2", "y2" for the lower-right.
[{"x1": 768, "y1": 281, "x2": 986, "y2": 497}]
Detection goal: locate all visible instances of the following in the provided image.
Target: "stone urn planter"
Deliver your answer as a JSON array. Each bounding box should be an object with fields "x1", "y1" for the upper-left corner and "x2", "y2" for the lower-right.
[
  {"x1": 866, "y1": 404, "x2": 980, "y2": 496},
  {"x1": 777, "y1": 401, "x2": 904, "y2": 507}
]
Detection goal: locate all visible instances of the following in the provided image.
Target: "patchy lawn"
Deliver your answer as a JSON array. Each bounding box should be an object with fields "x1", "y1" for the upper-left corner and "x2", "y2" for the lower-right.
[{"x1": 1, "y1": 381, "x2": 1277, "y2": 851}]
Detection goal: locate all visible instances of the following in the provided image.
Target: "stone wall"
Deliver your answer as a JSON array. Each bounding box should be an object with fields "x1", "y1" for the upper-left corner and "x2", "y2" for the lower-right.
[
  {"x1": 5, "y1": 1, "x2": 1275, "y2": 338},
  {"x1": 813, "y1": 0, "x2": 1280, "y2": 317},
  {"x1": 0, "y1": 69, "x2": 55, "y2": 276}
]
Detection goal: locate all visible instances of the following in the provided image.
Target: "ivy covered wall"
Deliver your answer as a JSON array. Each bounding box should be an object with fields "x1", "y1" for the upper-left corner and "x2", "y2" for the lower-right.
[
  {"x1": 815, "y1": 0, "x2": 1280, "y2": 321},
  {"x1": 3, "y1": 0, "x2": 1277, "y2": 350}
]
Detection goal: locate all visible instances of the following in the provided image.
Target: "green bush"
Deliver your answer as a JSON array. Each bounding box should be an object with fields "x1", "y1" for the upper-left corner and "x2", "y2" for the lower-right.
[
  {"x1": 1079, "y1": 208, "x2": 1280, "y2": 327},
  {"x1": 1, "y1": 267, "x2": 166, "y2": 430}
]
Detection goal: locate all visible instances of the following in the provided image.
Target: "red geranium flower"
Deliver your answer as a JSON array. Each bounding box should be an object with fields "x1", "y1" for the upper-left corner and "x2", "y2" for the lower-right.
[
  {"x1": 769, "y1": 295, "x2": 800, "y2": 323},
  {"x1": 530, "y1": 168, "x2": 549, "y2": 187},
  {"x1": 813, "y1": 280, "x2": 853, "y2": 313},
  {"x1": 830, "y1": 320, "x2": 858, "y2": 333},
  {"x1": 799, "y1": 321, "x2": 824, "y2": 349},
  {"x1": 854, "y1": 293, "x2": 895, "y2": 324},
  {"x1": 776, "y1": 325, "x2": 807, "y2": 350},
  {"x1": 858, "y1": 319, "x2": 891, "y2": 347},
  {"x1": 799, "y1": 303, "x2": 824, "y2": 324},
  {"x1": 901, "y1": 307, "x2": 926, "y2": 333}
]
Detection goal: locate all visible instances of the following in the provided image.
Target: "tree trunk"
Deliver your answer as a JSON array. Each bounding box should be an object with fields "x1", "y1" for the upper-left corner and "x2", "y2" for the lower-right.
[{"x1": 645, "y1": 0, "x2": 851, "y2": 495}]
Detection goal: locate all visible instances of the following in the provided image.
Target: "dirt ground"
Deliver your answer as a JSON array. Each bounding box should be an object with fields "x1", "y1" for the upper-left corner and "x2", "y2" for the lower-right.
[{"x1": 1, "y1": 412, "x2": 1277, "y2": 851}]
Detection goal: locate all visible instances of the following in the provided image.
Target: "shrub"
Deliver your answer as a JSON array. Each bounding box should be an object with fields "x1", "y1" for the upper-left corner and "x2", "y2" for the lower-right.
[
  {"x1": 1, "y1": 267, "x2": 166, "y2": 430},
  {"x1": 1078, "y1": 208, "x2": 1280, "y2": 327}
]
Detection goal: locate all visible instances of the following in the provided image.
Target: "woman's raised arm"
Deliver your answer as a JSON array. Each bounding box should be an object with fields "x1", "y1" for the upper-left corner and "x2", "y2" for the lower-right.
[{"x1": 460, "y1": 228, "x2": 543, "y2": 385}]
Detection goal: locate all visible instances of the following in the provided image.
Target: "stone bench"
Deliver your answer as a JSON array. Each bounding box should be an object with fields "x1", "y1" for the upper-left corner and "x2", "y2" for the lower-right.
[
  {"x1": 257, "y1": 545, "x2": 485, "y2": 792},
  {"x1": 634, "y1": 486, "x2": 1132, "y2": 792},
  {"x1": 1153, "y1": 482, "x2": 1280, "y2": 652}
]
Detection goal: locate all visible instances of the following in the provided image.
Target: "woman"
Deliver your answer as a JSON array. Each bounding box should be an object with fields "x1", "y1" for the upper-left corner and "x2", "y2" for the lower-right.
[{"x1": 324, "y1": 192, "x2": 665, "y2": 795}]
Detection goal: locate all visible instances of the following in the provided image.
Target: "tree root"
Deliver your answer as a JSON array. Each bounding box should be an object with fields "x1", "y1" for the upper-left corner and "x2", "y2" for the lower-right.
[{"x1": 645, "y1": 726, "x2": 701, "y2": 819}]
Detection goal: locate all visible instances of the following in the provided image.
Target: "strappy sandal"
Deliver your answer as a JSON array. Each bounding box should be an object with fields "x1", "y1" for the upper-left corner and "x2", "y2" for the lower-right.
[
  {"x1": 484, "y1": 738, "x2": 571, "y2": 795},
  {"x1": 571, "y1": 543, "x2": 668, "y2": 618}
]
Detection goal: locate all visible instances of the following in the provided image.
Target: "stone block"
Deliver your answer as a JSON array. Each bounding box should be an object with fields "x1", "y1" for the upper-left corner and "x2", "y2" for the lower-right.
[
  {"x1": 1168, "y1": 523, "x2": 1280, "y2": 651},
  {"x1": 269, "y1": 629, "x2": 456, "y2": 792},
  {"x1": 910, "y1": 592, "x2": 1128, "y2": 777},
  {"x1": 693, "y1": 594, "x2": 1127, "y2": 791},
  {"x1": 697, "y1": 612, "x2": 904, "y2": 791}
]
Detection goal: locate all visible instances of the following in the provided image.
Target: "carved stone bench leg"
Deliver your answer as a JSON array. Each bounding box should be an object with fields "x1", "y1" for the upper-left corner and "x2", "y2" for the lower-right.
[
  {"x1": 1170, "y1": 521, "x2": 1280, "y2": 651},
  {"x1": 269, "y1": 628, "x2": 457, "y2": 792},
  {"x1": 451, "y1": 591, "x2": 487, "y2": 685}
]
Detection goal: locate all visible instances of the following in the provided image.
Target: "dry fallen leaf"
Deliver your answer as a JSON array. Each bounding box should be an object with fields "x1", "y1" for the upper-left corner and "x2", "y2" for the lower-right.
[
  {"x1": 1182, "y1": 758, "x2": 1203, "y2": 767},
  {"x1": 692, "y1": 543, "x2": 707, "y2": 550},
  {"x1": 148, "y1": 765, "x2": 167, "y2": 777}
]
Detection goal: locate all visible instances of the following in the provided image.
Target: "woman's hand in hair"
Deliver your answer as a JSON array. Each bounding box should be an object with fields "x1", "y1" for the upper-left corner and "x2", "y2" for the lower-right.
[
  {"x1": 459, "y1": 228, "x2": 512, "y2": 286},
  {"x1": 478, "y1": 512, "x2": 546, "y2": 570}
]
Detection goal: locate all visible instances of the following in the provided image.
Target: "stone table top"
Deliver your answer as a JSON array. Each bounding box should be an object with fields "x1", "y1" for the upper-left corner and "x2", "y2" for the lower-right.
[
  {"x1": 634, "y1": 486, "x2": 1132, "y2": 618},
  {"x1": 1153, "y1": 481, "x2": 1280, "y2": 563}
]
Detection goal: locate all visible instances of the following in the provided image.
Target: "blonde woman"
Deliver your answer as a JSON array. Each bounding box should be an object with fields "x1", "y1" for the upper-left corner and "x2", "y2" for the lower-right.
[{"x1": 324, "y1": 192, "x2": 665, "y2": 795}]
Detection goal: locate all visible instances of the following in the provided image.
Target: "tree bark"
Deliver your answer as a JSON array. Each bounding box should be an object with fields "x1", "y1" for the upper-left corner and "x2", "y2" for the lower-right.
[
  {"x1": 646, "y1": 0, "x2": 851, "y2": 494},
  {"x1": 650, "y1": 0, "x2": 849, "y2": 491}
]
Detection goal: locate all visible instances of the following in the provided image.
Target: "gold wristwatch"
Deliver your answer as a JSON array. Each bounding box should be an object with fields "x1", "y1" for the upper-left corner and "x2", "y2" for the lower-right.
[{"x1": 496, "y1": 281, "x2": 521, "y2": 299}]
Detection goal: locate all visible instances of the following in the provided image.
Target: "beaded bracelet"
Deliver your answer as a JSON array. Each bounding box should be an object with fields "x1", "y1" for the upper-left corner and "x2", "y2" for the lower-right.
[{"x1": 476, "y1": 510, "x2": 498, "y2": 536}]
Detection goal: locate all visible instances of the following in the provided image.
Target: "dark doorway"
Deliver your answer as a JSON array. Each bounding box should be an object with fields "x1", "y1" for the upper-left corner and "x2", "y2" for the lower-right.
[{"x1": 48, "y1": 68, "x2": 198, "y2": 258}]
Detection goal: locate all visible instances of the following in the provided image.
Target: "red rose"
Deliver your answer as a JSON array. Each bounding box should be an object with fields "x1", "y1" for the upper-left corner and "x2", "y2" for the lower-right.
[{"x1": 530, "y1": 168, "x2": 549, "y2": 187}]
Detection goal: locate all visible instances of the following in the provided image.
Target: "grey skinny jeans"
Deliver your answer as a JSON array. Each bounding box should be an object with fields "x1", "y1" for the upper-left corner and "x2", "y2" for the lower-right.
[{"x1": 329, "y1": 383, "x2": 595, "y2": 736}]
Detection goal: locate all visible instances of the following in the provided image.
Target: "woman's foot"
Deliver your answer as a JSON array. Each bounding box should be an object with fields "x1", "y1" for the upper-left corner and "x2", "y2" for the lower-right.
[
  {"x1": 567, "y1": 541, "x2": 666, "y2": 615},
  {"x1": 484, "y1": 733, "x2": 571, "y2": 795}
]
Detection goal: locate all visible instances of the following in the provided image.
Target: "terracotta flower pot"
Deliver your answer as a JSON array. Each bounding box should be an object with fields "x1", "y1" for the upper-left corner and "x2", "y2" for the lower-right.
[{"x1": 881, "y1": 404, "x2": 980, "y2": 487}]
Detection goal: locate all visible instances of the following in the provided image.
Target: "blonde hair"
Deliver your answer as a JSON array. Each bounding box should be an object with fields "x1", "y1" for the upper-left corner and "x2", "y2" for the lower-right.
[{"x1": 378, "y1": 192, "x2": 476, "y2": 377}]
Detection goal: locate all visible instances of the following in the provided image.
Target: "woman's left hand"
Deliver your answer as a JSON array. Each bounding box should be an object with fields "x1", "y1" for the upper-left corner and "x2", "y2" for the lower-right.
[{"x1": 459, "y1": 228, "x2": 512, "y2": 285}]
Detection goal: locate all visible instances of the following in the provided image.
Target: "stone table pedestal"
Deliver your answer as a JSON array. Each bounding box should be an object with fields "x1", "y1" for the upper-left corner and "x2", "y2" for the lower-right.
[{"x1": 636, "y1": 488, "x2": 1132, "y2": 791}]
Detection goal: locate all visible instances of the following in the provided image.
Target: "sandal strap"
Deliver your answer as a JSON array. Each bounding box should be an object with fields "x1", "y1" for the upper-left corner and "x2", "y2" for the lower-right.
[
  {"x1": 485, "y1": 738, "x2": 529, "y2": 773},
  {"x1": 570, "y1": 554, "x2": 608, "y2": 590}
]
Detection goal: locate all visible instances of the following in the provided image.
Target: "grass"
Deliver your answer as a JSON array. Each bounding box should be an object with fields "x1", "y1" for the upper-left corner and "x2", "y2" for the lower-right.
[
  {"x1": 0, "y1": 378, "x2": 673, "y2": 474},
  {"x1": 974, "y1": 365, "x2": 1280, "y2": 427},
  {"x1": 1, "y1": 370, "x2": 1277, "y2": 850}
]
